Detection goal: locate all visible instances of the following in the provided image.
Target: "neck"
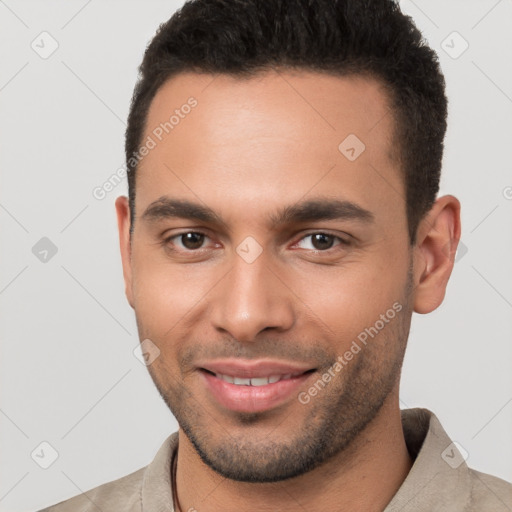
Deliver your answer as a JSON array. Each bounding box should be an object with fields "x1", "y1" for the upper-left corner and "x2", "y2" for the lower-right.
[{"x1": 174, "y1": 391, "x2": 412, "y2": 512}]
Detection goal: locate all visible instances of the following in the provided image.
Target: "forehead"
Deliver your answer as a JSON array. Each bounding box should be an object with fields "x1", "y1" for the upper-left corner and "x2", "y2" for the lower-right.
[
  {"x1": 145, "y1": 69, "x2": 395, "y2": 150},
  {"x1": 136, "y1": 69, "x2": 404, "y2": 230}
]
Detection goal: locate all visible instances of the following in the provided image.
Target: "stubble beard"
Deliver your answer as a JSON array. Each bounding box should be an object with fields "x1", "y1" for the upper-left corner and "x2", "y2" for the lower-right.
[{"x1": 144, "y1": 266, "x2": 414, "y2": 483}]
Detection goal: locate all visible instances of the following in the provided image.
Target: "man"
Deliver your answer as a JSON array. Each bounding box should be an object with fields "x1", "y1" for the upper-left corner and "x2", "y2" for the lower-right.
[{"x1": 40, "y1": 0, "x2": 512, "y2": 510}]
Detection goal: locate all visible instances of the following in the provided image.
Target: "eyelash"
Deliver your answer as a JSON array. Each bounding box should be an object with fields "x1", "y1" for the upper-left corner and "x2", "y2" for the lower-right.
[{"x1": 161, "y1": 230, "x2": 351, "y2": 255}]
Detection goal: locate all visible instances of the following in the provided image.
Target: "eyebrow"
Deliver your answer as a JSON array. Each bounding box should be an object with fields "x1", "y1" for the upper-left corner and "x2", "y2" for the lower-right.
[{"x1": 140, "y1": 196, "x2": 375, "y2": 230}]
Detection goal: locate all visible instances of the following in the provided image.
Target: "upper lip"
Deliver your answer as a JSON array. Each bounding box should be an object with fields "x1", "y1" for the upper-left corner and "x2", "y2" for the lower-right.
[{"x1": 198, "y1": 359, "x2": 315, "y2": 378}]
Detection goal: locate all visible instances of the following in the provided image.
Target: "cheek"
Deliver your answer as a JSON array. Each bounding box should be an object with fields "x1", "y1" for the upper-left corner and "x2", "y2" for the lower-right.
[
  {"x1": 131, "y1": 249, "x2": 216, "y2": 333},
  {"x1": 290, "y1": 251, "x2": 407, "y2": 345}
]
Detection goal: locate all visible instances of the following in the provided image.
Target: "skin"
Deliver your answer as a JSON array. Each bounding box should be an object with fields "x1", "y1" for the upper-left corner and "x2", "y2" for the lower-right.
[{"x1": 115, "y1": 69, "x2": 461, "y2": 511}]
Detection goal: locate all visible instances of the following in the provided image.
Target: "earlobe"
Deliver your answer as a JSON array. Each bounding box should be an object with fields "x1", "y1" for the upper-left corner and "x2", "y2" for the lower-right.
[
  {"x1": 412, "y1": 195, "x2": 461, "y2": 314},
  {"x1": 115, "y1": 195, "x2": 135, "y2": 309}
]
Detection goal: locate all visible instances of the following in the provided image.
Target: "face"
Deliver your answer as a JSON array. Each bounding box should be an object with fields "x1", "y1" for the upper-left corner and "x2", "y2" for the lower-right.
[{"x1": 117, "y1": 69, "x2": 417, "y2": 482}]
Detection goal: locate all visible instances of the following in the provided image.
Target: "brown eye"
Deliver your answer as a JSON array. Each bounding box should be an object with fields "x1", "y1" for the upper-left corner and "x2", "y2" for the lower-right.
[
  {"x1": 163, "y1": 231, "x2": 210, "y2": 251},
  {"x1": 310, "y1": 233, "x2": 335, "y2": 250},
  {"x1": 179, "y1": 232, "x2": 206, "y2": 250},
  {"x1": 296, "y1": 232, "x2": 350, "y2": 252}
]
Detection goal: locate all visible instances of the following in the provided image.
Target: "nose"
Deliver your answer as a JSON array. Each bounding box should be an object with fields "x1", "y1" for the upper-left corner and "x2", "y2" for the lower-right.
[{"x1": 210, "y1": 246, "x2": 295, "y2": 343}]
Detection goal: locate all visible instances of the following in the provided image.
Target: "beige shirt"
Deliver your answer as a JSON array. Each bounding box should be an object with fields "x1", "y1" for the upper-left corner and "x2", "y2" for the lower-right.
[{"x1": 38, "y1": 408, "x2": 512, "y2": 511}]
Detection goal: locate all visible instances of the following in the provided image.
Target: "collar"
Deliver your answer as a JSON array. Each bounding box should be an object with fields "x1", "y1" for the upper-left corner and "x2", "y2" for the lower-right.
[{"x1": 384, "y1": 408, "x2": 471, "y2": 510}]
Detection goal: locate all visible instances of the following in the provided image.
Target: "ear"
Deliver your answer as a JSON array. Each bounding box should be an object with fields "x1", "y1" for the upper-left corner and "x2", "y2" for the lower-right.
[
  {"x1": 412, "y1": 194, "x2": 461, "y2": 314},
  {"x1": 115, "y1": 195, "x2": 135, "y2": 309}
]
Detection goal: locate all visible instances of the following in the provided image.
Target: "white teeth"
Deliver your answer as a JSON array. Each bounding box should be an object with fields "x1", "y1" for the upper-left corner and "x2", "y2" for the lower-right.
[
  {"x1": 250, "y1": 377, "x2": 270, "y2": 387},
  {"x1": 233, "y1": 377, "x2": 251, "y2": 385},
  {"x1": 215, "y1": 372, "x2": 303, "y2": 386}
]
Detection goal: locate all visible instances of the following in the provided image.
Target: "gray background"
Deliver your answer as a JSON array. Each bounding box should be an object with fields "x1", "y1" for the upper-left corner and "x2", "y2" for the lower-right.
[{"x1": 1, "y1": 1, "x2": 511, "y2": 511}]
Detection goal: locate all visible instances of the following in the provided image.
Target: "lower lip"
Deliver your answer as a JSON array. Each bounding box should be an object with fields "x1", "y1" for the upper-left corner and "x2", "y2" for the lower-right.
[{"x1": 200, "y1": 370, "x2": 313, "y2": 413}]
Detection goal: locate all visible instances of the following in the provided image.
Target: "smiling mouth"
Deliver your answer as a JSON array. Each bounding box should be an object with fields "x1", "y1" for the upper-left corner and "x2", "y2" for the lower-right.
[
  {"x1": 199, "y1": 366, "x2": 317, "y2": 413},
  {"x1": 201, "y1": 368, "x2": 315, "y2": 386}
]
